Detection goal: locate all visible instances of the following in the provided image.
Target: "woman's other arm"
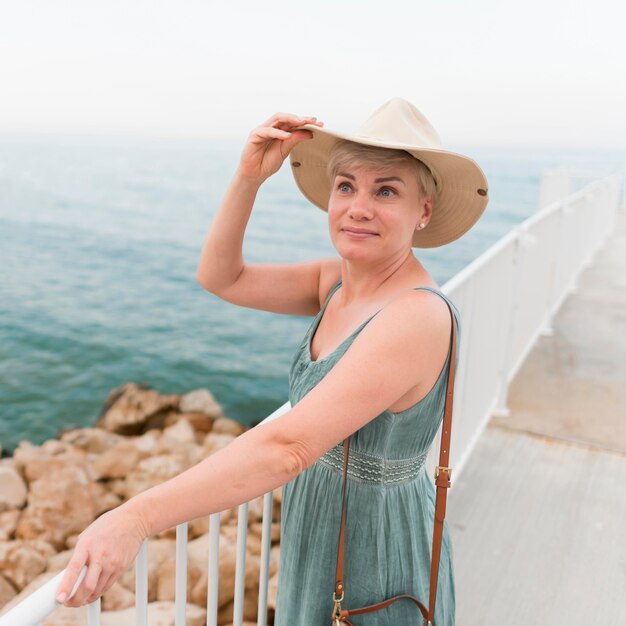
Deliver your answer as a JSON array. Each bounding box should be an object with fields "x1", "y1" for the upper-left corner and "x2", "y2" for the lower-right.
[{"x1": 196, "y1": 113, "x2": 340, "y2": 316}]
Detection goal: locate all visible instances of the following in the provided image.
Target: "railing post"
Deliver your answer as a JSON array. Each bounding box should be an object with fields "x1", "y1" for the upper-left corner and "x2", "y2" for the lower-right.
[
  {"x1": 232, "y1": 503, "x2": 249, "y2": 626},
  {"x1": 257, "y1": 491, "x2": 274, "y2": 626},
  {"x1": 491, "y1": 225, "x2": 524, "y2": 417},
  {"x1": 87, "y1": 597, "x2": 101, "y2": 626},
  {"x1": 135, "y1": 539, "x2": 148, "y2": 626},
  {"x1": 175, "y1": 523, "x2": 188, "y2": 626},
  {"x1": 206, "y1": 512, "x2": 221, "y2": 626}
]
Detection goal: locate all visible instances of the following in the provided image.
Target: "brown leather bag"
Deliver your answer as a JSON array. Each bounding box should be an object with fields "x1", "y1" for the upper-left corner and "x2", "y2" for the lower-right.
[{"x1": 330, "y1": 296, "x2": 458, "y2": 626}]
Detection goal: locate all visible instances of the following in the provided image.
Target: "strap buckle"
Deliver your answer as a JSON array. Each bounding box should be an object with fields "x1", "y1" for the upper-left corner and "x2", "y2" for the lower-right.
[
  {"x1": 434, "y1": 465, "x2": 452, "y2": 480},
  {"x1": 332, "y1": 592, "x2": 344, "y2": 620}
]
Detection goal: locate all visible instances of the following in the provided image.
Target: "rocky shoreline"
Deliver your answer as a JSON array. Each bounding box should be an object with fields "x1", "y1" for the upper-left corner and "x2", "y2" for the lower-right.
[{"x1": 0, "y1": 382, "x2": 282, "y2": 626}]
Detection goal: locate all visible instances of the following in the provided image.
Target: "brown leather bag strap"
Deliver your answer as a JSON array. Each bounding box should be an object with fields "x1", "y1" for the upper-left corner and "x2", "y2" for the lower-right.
[
  {"x1": 333, "y1": 295, "x2": 458, "y2": 626},
  {"x1": 427, "y1": 297, "x2": 457, "y2": 624}
]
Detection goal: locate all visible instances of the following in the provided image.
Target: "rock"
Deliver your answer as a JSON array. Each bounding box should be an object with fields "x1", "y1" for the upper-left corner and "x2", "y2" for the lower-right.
[
  {"x1": 0, "y1": 509, "x2": 21, "y2": 541},
  {"x1": 154, "y1": 421, "x2": 204, "y2": 459},
  {"x1": 250, "y1": 519, "x2": 281, "y2": 544},
  {"x1": 89, "y1": 482, "x2": 122, "y2": 516},
  {"x1": 156, "y1": 556, "x2": 203, "y2": 602},
  {"x1": 188, "y1": 533, "x2": 238, "y2": 608},
  {"x1": 187, "y1": 516, "x2": 210, "y2": 539},
  {"x1": 0, "y1": 540, "x2": 48, "y2": 590},
  {"x1": 90, "y1": 441, "x2": 143, "y2": 480},
  {"x1": 15, "y1": 466, "x2": 98, "y2": 549},
  {"x1": 161, "y1": 419, "x2": 197, "y2": 445},
  {"x1": 203, "y1": 433, "x2": 237, "y2": 457},
  {"x1": 164, "y1": 412, "x2": 215, "y2": 434},
  {"x1": 96, "y1": 383, "x2": 180, "y2": 436},
  {"x1": 132, "y1": 430, "x2": 160, "y2": 456},
  {"x1": 268, "y1": 569, "x2": 279, "y2": 612},
  {"x1": 217, "y1": 591, "x2": 261, "y2": 625},
  {"x1": 46, "y1": 549, "x2": 73, "y2": 573},
  {"x1": 187, "y1": 532, "x2": 260, "y2": 611},
  {"x1": 247, "y1": 495, "x2": 265, "y2": 523},
  {"x1": 41, "y1": 604, "x2": 88, "y2": 626},
  {"x1": 107, "y1": 478, "x2": 130, "y2": 499},
  {"x1": 13, "y1": 441, "x2": 89, "y2": 484},
  {"x1": 0, "y1": 574, "x2": 17, "y2": 611},
  {"x1": 60, "y1": 428, "x2": 125, "y2": 454},
  {"x1": 179, "y1": 389, "x2": 223, "y2": 419},
  {"x1": 121, "y1": 454, "x2": 194, "y2": 500},
  {"x1": 210, "y1": 417, "x2": 246, "y2": 437},
  {"x1": 0, "y1": 465, "x2": 28, "y2": 510},
  {"x1": 273, "y1": 485, "x2": 283, "y2": 506},
  {"x1": 101, "y1": 580, "x2": 135, "y2": 611},
  {"x1": 118, "y1": 538, "x2": 176, "y2": 601},
  {"x1": 98, "y1": 600, "x2": 206, "y2": 626}
]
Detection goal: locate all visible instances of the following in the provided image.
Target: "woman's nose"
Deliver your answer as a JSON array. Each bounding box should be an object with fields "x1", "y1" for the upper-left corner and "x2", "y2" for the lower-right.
[{"x1": 347, "y1": 191, "x2": 373, "y2": 219}]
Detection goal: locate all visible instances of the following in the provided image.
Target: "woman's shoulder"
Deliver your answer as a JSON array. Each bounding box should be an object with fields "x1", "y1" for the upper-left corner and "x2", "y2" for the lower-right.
[
  {"x1": 316, "y1": 258, "x2": 342, "y2": 308},
  {"x1": 347, "y1": 287, "x2": 454, "y2": 365},
  {"x1": 382, "y1": 287, "x2": 454, "y2": 330}
]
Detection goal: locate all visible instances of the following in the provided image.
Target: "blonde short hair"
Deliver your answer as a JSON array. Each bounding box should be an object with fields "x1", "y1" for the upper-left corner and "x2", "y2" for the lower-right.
[{"x1": 326, "y1": 140, "x2": 438, "y2": 204}]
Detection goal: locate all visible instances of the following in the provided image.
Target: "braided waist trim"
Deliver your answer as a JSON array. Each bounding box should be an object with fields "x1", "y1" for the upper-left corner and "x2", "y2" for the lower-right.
[{"x1": 317, "y1": 445, "x2": 428, "y2": 485}]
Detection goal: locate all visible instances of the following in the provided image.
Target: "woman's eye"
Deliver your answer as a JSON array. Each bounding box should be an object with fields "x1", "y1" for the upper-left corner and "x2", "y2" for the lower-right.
[
  {"x1": 379, "y1": 187, "x2": 395, "y2": 197},
  {"x1": 338, "y1": 182, "x2": 352, "y2": 193}
]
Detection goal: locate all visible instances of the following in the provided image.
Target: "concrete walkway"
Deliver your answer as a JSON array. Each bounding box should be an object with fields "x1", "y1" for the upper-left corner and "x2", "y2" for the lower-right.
[{"x1": 448, "y1": 203, "x2": 626, "y2": 625}]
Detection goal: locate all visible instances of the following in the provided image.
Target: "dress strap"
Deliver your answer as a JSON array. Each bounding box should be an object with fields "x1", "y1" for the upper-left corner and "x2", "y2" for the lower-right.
[{"x1": 319, "y1": 278, "x2": 342, "y2": 314}]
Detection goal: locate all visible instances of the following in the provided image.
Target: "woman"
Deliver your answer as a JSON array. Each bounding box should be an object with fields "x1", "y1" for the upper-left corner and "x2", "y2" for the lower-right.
[{"x1": 56, "y1": 98, "x2": 488, "y2": 625}]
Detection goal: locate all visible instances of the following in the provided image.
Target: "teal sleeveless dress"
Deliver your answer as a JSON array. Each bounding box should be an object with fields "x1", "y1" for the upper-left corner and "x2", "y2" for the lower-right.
[{"x1": 274, "y1": 279, "x2": 460, "y2": 626}]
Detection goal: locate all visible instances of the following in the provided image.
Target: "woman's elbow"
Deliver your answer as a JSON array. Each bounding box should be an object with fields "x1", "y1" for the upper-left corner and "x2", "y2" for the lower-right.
[
  {"x1": 282, "y1": 439, "x2": 314, "y2": 476},
  {"x1": 195, "y1": 271, "x2": 219, "y2": 294}
]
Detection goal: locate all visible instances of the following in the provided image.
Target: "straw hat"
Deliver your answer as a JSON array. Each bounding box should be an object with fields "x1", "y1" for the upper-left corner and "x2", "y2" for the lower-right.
[{"x1": 289, "y1": 97, "x2": 489, "y2": 248}]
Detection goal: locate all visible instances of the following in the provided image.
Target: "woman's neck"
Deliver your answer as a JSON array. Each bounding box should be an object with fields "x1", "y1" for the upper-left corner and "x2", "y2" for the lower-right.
[{"x1": 338, "y1": 251, "x2": 426, "y2": 304}]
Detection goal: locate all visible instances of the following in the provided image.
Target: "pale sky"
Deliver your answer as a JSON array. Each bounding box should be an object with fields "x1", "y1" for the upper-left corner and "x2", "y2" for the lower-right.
[{"x1": 1, "y1": 0, "x2": 625, "y2": 148}]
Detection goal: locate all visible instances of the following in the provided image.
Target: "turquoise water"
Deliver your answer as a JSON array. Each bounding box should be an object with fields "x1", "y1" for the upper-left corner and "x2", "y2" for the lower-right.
[{"x1": 1, "y1": 136, "x2": 624, "y2": 452}]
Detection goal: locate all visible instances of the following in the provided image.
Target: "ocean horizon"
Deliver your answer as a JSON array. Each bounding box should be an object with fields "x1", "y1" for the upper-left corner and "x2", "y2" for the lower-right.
[{"x1": 1, "y1": 135, "x2": 625, "y2": 452}]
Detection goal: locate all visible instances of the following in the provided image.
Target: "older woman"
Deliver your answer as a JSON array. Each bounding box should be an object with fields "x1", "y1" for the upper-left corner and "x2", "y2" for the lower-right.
[{"x1": 56, "y1": 98, "x2": 488, "y2": 625}]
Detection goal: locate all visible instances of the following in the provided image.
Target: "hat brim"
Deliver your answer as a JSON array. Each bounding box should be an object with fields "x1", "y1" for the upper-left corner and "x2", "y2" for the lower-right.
[{"x1": 289, "y1": 124, "x2": 489, "y2": 248}]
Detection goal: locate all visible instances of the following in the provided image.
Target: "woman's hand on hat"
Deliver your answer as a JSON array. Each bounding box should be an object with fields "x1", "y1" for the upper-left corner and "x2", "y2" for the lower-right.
[{"x1": 238, "y1": 113, "x2": 323, "y2": 183}]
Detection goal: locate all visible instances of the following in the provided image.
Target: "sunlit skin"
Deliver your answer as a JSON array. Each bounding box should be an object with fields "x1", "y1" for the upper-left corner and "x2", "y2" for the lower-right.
[{"x1": 327, "y1": 164, "x2": 433, "y2": 279}]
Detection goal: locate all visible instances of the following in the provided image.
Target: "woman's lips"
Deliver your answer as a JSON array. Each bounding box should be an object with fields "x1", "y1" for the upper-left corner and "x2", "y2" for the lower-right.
[{"x1": 341, "y1": 228, "x2": 379, "y2": 239}]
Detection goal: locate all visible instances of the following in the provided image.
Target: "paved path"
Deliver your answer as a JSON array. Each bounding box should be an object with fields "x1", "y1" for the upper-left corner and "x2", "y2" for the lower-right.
[{"x1": 448, "y1": 202, "x2": 626, "y2": 625}]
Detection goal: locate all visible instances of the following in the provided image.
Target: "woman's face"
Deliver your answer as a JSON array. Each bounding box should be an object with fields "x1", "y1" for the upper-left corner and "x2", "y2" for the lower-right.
[{"x1": 327, "y1": 162, "x2": 431, "y2": 261}]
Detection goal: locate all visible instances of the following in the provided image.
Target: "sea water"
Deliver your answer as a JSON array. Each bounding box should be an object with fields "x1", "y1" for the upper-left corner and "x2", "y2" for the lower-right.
[{"x1": 1, "y1": 136, "x2": 624, "y2": 451}]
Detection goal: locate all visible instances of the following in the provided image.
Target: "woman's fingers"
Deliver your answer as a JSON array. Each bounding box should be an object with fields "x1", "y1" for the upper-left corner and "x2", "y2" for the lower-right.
[
  {"x1": 278, "y1": 129, "x2": 315, "y2": 157},
  {"x1": 55, "y1": 550, "x2": 88, "y2": 605},
  {"x1": 262, "y1": 112, "x2": 308, "y2": 128},
  {"x1": 84, "y1": 565, "x2": 120, "y2": 605},
  {"x1": 261, "y1": 112, "x2": 323, "y2": 132},
  {"x1": 238, "y1": 112, "x2": 322, "y2": 181},
  {"x1": 65, "y1": 562, "x2": 103, "y2": 608},
  {"x1": 249, "y1": 126, "x2": 293, "y2": 144},
  {"x1": 96, "y1": 569, "x2": 122, "y2": 602}
]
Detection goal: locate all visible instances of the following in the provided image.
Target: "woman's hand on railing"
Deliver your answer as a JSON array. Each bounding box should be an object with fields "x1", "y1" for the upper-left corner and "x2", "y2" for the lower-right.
[
  {"x1": 54, "y1": 503, "x2": 149, "y2": 608},
  {"x1": 237, "y1": 113, "x2": 323, "y2": 183}
]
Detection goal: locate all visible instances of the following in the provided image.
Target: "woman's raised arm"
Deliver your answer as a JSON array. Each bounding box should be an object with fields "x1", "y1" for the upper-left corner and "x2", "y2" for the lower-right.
[{"x1": 196, "y1": 113, "x2": 336, "y2": 316}]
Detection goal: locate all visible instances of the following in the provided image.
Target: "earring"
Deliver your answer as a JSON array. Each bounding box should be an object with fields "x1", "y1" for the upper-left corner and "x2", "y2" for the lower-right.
[{"x1": 419, "y1": 223, "x2": 426, "y2": 229}]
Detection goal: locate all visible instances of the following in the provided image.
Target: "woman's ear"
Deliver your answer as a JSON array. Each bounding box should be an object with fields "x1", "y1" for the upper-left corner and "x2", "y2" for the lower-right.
[{"x1": 415, "y1": 196, "x2": 433, "y2": 231}]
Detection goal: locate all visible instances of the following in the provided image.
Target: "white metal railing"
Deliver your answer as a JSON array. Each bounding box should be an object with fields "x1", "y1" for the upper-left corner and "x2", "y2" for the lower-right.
[{"x1": 0, "y1": 175, "x2": 621, "y2": 626}]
